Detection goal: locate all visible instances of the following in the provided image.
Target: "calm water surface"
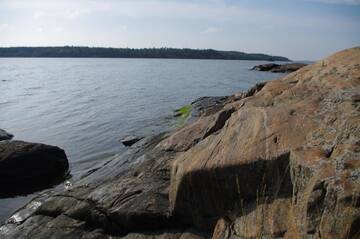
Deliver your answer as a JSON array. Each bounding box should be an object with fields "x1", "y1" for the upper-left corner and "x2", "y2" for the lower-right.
[{"x1": 0, "y1": 58, "x2": 285, "y2": 222}]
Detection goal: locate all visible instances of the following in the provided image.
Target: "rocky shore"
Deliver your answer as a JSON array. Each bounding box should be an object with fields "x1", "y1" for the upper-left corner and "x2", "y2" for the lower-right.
[{"x1": 0, "y1": 47, "x2": 359, "y2": 238}]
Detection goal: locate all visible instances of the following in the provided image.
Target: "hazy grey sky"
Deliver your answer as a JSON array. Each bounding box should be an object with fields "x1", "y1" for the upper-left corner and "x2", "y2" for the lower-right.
[{"x1": 0, "y1": 0, "x2": 359, "y2": 60}]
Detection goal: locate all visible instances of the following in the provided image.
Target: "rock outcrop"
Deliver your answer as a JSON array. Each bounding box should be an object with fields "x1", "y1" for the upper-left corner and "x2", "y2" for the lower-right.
[
  {"x1": 251, "y1": 63, "x2": 307, "y2": 73},
  {"x1": 170, "y1": 47, "x2": 360, "y2": 238},
  {"x1": 0, "y1": 47, "x2": 359, "y2": 239},
  {"x1": 0, "y1": 140, "x2": 69, "y2": 197},
  {"x1": 0, "y1": 129, "x2": 13, "y2": 141}
]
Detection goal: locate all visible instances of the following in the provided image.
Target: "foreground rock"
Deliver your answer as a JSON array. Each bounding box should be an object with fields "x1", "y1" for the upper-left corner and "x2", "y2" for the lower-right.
[
  {"x1": 0, "y1": 140, "x2": 69, "y2": 197},
  {"x1": 0, "y1": 129, "x2": 13, "y2": 141},
  {"x1": 251, "y1": 62, "x2": 307, "y2": 72},
  {"x1": 0, "y1": 48, "x2": 359, "y2": 238}
]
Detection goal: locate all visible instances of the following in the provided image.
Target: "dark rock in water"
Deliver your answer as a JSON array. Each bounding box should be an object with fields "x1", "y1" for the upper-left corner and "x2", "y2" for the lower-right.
[
  {"x1": 251, "y1": 63, "x2": 280, "y2": 71},
  {"x1": 0, "y1": 129, "x2": 13, "y2": 141},
  {"x1": 251, "y1": 63, "x2": 307, "y2": 73},
  {"x1": 120, "y1": 135, "x2": 143, "y2": 146},
  {"x1": 0, "y1": 140, "x2": 69, "y2": 197}
]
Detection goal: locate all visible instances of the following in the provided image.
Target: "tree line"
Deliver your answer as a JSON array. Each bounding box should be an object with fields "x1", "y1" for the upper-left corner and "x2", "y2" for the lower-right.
[{"x1": 0, "y1": 46, "x2": 290, "y2": 61}]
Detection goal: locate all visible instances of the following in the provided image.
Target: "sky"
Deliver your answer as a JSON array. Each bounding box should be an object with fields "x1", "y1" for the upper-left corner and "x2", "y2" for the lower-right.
[{"x1": 0, "y1": 0, "x2": 359, "y2": 60}]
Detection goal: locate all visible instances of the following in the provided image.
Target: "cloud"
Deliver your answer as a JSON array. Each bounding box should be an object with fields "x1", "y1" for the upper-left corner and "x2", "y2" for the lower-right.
[
  {"x1": 203, "y1": 27, "x2": 222, "y2": 34},
  {"x1": 120, "y1": 25, "x2": 127, "y2": 31},
  {"x1": 32, "y1": 9, "x2": 91, "y2": 20},
  {"x1": 0, "y1": 23, "x2": 10, "y2": 31},
  {"x1": 3, "y1": 0, "x2": 355, "y2": 29},
  {"x1": 0, "y1": 0, "x2": 358, "y2": 59},
  {"x1": 53, "y1": 27, "x2": 64, "y2": 33},
  {"x1": 307, "y1": 0, "x2": 360, "y2": 4}
]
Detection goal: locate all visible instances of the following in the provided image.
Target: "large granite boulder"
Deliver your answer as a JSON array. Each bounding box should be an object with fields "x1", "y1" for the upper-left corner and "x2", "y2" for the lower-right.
[
  {"x1": 170, "y1": 47, "x2": 360, "y2": 237},
  {"x1": 0, "y1": 129, "x2": 13, "y2": 141},
  {"x1": 0, "y1": 47, "x2": 359, "y2": 239},
  {"x1": 0, "y1": 140, "x2": 69, "y2": 197}
]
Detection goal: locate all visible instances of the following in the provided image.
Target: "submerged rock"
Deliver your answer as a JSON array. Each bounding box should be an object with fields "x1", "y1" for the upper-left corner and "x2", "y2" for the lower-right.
[
  {"x1": 0, "y1": 129, "x2": 13, "y2": 141},
  {"x1": 120, "y1": 135, "x2": 144, "y2": 146},
  {"x1": 1, "y1": 47, "x2": 359, "y2": 238},
  {"x1": 251, "y1": 62, "x2": 307, "y2": 72},
  {"x1": 0, "y1": 140, "x2": 69, "y2": 197}
]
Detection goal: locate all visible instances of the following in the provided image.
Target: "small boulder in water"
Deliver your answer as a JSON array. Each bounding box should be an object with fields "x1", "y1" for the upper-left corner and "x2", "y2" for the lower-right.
[
  {"x1": 0, "y1": 140, "x2": 69, "y2": 197},
  {"x1": 0, "y1": 129, "x2": 13, "y2": 141},
  {"x1": 120, "y1": 135, "x2": 143, "y2": 147}
]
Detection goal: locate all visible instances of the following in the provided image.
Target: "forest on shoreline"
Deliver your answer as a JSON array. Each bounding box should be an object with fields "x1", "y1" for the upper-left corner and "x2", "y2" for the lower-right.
[{"x1": 0, "y1": 46, "x2": 290, "y2": 61}]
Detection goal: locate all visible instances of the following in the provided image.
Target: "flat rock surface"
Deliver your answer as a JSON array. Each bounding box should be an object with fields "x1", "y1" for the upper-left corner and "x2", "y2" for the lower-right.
[{"x1": 1, "y1": 47, "x2": 359, "y2": 239}]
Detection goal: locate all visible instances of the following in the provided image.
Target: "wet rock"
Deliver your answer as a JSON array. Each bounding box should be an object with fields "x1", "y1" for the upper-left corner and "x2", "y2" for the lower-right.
[
  {"x1": 251, "y1": 62, "x2": 307, "y2": 73},
  {"x1": 190, "y1": 96, "x2": 228, "y2": 117},
  {"x1": 0, "y1": 129, "x2": 13, "y2": 141},
  {"x1": 0, "y1": 140, "x2": 69, "y2": 197},
  {"x1": 120, "y1": 135, "x2": 144, "y2": 147}
]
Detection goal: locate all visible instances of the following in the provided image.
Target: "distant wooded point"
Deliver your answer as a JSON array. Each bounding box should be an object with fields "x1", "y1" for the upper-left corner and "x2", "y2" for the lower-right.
[{"x1": 0, "y1": 46, "x2": 290, "y2": 61}]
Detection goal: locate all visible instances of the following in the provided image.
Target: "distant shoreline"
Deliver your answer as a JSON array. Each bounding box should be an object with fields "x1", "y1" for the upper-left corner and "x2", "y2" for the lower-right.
[{"x1": 0, "y1": 46, "x2": 290, "y2": 61}]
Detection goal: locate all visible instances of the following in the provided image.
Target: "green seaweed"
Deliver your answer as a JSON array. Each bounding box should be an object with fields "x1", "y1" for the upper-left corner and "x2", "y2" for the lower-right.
[{"x1": 174, "y1": 104, "x2": 192, "y2": 128}]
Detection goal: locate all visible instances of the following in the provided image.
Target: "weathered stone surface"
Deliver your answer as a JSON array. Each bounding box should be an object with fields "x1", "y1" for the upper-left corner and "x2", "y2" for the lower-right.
[
  {"x1": 251, "y1": 62, "x2": 307, "y2": 73},
  {"x1": 0, "y1": 129, "x2": 13, "y2": 141},
  {"x1": 1, "y1": 47, "x2": 359, "y2": 239},
  {"x1": 212, "y1": 198, "x2": 292, "y2": 239},
  {"x1": 0, "y1": 140, "x2": 69, "y2": 197},
  {"x1": 170, "y1": 47, "x2": 360, "y2": 237}
]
